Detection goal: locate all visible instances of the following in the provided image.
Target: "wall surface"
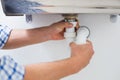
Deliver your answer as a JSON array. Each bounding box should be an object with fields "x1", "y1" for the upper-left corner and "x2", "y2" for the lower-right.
[{"x1": 0, "y1": 2, "x2": 120, "y2": 80}]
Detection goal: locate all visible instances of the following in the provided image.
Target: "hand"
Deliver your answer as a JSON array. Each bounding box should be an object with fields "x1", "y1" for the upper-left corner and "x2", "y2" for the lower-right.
[
  {"x1": 47, "y1": 21, "x2": 79, "y2": 40},
  {"x1": 24, "y1": 41, "x2": 93, "y2": 80},
  {"x1": 70, "y1": 40, "x2": 94, "y2": 71}
]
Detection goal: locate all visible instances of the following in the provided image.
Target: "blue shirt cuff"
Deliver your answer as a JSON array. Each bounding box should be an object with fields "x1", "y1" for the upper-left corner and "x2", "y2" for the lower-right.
[{"x1": 0, "y1": 25, "x2": 12, "y2": 49}]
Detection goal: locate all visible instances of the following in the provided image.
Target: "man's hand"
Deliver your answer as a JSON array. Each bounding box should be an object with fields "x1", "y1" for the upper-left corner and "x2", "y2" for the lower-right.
[
  {"x1": 47, "y1": 21, "x2": 79, "y2": 40},
  {"x1": 70, "y1": 41, "x2": 94, "y2": 72},
  {"x1": 24, "y1": 40, "x2": 94, "y2": 80}
]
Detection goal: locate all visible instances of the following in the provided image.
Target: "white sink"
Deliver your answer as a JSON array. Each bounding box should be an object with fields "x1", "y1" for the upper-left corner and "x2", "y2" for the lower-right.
[{"x1": 1, "y1": 0, "x2": 120, "y2": 16}]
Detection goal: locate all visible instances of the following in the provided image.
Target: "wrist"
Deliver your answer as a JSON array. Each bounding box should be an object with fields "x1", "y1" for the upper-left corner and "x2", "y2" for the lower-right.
[{"x1": 68, "y1": 57, "x2": 83, "y2": 73}]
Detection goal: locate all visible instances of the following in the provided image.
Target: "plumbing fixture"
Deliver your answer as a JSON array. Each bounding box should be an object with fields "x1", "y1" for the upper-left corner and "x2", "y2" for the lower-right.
[
  {"x1": 75, "y1": 26, "x2": 90, "y2": 44},
  {"x1": 62, "y1": 14, "x2": 90, "y2": 44},
  {"x1": 110, "y1": 14, "x2": 118, "y2": 23},
  {"x1": 26, "y1": 15, "x2": 32, "y2": 23},
  {"x1": 62, "y1": 14, "x2": 78, "y2": 43}
]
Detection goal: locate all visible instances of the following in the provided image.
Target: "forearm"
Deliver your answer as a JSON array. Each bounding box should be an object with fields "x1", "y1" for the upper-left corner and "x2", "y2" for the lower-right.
[
  {"x1": 3, "y1": 27, "x2": 51, "y2": 49},
  {"x1": 24, "y1": 58, "x2": 81, "y2": 80},
  {"x1": 2, "y1": 21, "x2": 73, "y2": 49}
]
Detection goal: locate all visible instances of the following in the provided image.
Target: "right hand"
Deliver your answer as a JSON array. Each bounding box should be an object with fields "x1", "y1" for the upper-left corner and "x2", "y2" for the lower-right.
[
  {"x1": 70, "y1": 40, "x2": 94, "y2": 70},
  {"x1": 47, "y1": 20, "x2": 79, "y2": 40}
]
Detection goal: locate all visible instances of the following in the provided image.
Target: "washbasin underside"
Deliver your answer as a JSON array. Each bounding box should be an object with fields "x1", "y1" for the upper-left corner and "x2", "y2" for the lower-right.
[{"x1": 1, "y1": 0, "x2": 120, "y2": 16}]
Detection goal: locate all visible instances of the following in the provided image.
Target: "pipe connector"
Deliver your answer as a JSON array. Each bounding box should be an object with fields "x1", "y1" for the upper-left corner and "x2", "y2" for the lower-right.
[
  {"x1": 75, "y1": 26, "x2": 90, "y2": 44},
  {"x1": 62, "y1": 14, "x2": 90, "y2": 44},
  {"x1": 62, "y1": 14, "x2": 78, "y2": 43}
]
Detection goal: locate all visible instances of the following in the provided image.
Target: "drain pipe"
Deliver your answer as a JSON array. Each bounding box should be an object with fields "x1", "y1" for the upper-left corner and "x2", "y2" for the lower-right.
[
  {"x1": 62, "y1": 14, "x2": 78, "y2": 43},
  {"x1": 62, "y1": 14, "x2": 90, "y2": 44}
]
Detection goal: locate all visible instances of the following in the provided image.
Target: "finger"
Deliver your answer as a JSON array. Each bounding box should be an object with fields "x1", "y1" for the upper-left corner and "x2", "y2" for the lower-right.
[
  {"x1": 69, "y1": 42, "x2": 76, "y2": 47},
  {"x1": 55, "y1": 23, "x2": 69, "y2": 32},
  {"x1": 64, "y1": 22, "x2": 73, "y2": 28},
  {"x1": 86, "y1": 40, "x2": 94, "y2": 51},
  {"x1": 86, "y1": 40, "x2": 92, "y2": 44},
  {"x1": 58, "y1": 22, "x2": 73, "y2": 29},
  {"x1": 60, "y1": 31, "x2": 64, "y2": 37},
  {"x1": 76, "y1": 22, "x2": 80, "y2": 29},
  {"x1": 57, "y1": 20, "x2": 73, "y2": 27},
  {"x1": 57, "y1": 36, "x2": 64, "y2": 40}
]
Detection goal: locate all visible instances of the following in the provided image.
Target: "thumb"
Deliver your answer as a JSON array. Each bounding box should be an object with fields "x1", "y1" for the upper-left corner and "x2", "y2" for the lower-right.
[
  {"x1": 59, "y1": 22, "x2": 73, "y2": 29},
  {"x1": 64, "y1": 22, "x2": 73, "y2": 28},
  {"x1": 58, "y1": 20, "x2": 73, "y2": 28},
  {"x1": 55, "y1": 22, "x2": 73, "y2": 32}
]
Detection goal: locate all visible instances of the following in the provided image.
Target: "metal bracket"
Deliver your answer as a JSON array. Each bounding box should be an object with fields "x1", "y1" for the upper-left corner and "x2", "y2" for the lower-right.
[
  {"x1": 26, "y1": 15, "x2": 32, "y2": 23},
  {"x1": 110, "y1": 14, "x2": 118, "y2": 23}
]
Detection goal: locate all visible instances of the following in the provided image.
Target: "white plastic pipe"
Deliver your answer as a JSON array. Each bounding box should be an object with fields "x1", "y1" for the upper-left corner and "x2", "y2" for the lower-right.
[
  {"x1": 64, "y1": 22, "x2": 77, "y2": 43},
  {"x1": 75, "y1": 26, "x2": 90, "y2": 44},
  {"x1": 64, "y1": 25, "x2": 90, "y2": 45}
]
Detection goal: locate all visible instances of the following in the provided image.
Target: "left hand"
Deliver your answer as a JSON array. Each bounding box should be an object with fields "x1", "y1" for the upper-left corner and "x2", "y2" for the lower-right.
[{"x1": 47, "y1": 21, "x2": 79, "y2": 40}]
